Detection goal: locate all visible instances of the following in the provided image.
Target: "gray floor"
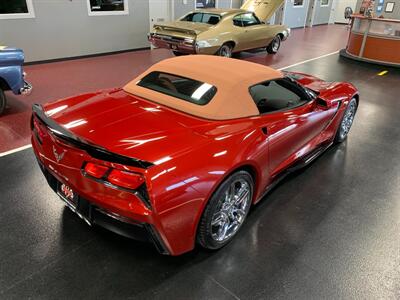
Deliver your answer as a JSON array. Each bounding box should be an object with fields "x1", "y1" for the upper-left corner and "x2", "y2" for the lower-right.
[{"x1": 0, "y1": 54, "x2": 399, "y2": 299}]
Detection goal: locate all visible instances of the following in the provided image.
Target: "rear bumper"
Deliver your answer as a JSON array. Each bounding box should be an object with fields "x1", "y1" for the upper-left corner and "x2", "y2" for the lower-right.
[
  {"x1": 34, "y1": 154, "x2": 170, "y2": 254},
  {"x1": 20, "y1": 80, "x2": 32, "y2": 95},
  {"x1": 148, "y1": 33, "x2": 197, "y2": 54}
]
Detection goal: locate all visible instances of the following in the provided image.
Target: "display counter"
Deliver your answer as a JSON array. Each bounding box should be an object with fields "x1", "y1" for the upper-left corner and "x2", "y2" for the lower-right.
[{"x1": 341, "y1": 15, "x2": 400, "y2": 67}]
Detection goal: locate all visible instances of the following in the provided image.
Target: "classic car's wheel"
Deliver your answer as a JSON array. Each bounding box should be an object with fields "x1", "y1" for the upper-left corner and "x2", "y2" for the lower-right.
[
  {"x1": 197, "y1": 170, "x2": 253, "y2": 250},
  {"x1": 266, "y1": 35, "x2": 281, "y2": 54},
  {"x1": 0, "y1": 88, "x2": 6, "y2": 115},
  {"x1": 217, "y1": 43, "x2": 233, "y2": 58},
  {"x1": 335, "y1": 98, "x2": 358, "y2": 143}
]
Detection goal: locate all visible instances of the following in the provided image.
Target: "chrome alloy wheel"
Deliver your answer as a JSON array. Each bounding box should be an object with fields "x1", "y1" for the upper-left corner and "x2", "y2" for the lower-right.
[
  {"x1": 211, "y1": 179, "x2": 251, "y2": 242},
  {"x1": 219, "y1": 44, "x2": 232, "y2": 58},
  {"x1": 272, "y1": 37, "x2": 281, "y2": 52},
  {"x1": 339, "y1": 99, "x2": 357, "y2": 139}
]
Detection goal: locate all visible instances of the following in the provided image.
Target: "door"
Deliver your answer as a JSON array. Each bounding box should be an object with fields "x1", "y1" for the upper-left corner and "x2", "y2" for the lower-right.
[
  {"x1": 334, "y1": 0, "x2": 357, "y2": 23},
  {"x1": 149, "y1": 0, "x2": 171, "y2": 31},
  {"x1": 250, "y1": 78, "x2": 334, "y2": 175},
  {"x1": 283, "y1": 0, "x2": 309, "y2": 28},
  {"x1": 313, "y1": 0, "x2": 333, "y2": 25},
  {"x1": 233, "y1": 13, "x2": 269, "y2": 50}
]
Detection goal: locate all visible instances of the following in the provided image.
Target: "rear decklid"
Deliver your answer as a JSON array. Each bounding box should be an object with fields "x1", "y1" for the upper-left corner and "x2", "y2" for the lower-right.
[
  {"x1": 154, "y1": 21, "x2": 212, "y2": 37},
  {"x1": 36, "y1": 89, "x2": 209, "y2": 166},
  {"x1": 240, "y1": 0, "x2": 284, "y2": 21}
]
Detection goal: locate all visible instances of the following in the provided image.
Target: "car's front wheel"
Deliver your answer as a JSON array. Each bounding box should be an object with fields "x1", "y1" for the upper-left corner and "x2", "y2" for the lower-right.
[
  {"x1": 0, "y1": 88, "x2": 6, "y2": 115},
  {"x1": 217, "y1": 43, "x2": 233, "y2": 58},
  {"x1": 266, "y1": 35, "x2": 281, "y2": 54},
  {"x1": 335, "y1": 98, "x2": 358, "y2": 143},
  {"x1": 197, "y1": 170, "x2": 254, "y2": 250}
]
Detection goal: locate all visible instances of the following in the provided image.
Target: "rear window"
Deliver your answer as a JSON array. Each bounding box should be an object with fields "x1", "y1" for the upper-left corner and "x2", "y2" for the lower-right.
[
  {"x1": 181, "y1": 13, "x2": 221, "y2": 25},
  {"x1": 137, "y1": 72, "x2": 217, "y2": 105}
]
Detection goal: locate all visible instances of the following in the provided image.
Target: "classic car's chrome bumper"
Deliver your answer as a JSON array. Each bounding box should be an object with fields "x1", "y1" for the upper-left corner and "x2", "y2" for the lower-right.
[
  {"x1": 20, "y1": 72, "x2": 32, "y2": 95},
  {"x1": 282, "y1": 28, "x2": 291, "y2": 41},
  {"x1": 148, "y1": 33, "x2": 197, "y2": 54},
  {"x1": 20, "y1": 80, "x2": 32, "y2": 95}
]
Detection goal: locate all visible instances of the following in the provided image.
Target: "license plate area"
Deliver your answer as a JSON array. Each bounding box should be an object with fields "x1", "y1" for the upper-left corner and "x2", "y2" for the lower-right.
[{"x1": 58, "y1": 183, "x2": 78, "y2": 210}]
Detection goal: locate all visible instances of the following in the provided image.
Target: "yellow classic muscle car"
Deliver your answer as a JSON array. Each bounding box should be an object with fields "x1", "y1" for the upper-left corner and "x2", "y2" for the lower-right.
[{"x1": 148, "y1": 0, "x2": 289, "y2": 58}]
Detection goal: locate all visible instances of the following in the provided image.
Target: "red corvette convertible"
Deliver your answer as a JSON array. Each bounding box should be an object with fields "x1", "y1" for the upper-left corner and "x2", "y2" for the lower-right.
[{"x1": 31, "y1": 56, "x2": 358, "y2": 255}]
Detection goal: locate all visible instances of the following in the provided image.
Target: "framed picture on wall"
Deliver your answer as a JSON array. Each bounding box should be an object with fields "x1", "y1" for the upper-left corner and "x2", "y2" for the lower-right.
[
  {"x1": 0, "y1": 0, "x2": 35, "y2": 19},
  {"x1": 196, "y1": 0, "x2": 216, "y2": 9},
  {"x1": 385, "y1": 2, "x2": 395, "y2": 13}
]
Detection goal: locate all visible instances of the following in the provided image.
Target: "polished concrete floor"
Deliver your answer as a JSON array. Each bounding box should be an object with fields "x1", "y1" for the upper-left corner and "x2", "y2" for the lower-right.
[{"x1": 1, "y1": 55, "x2": 400, "y2": 298}]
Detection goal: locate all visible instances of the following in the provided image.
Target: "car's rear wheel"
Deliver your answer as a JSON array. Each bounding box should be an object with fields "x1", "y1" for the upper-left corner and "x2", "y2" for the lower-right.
[
  {"x1": 217, "y1": 43, "x2": 233, "y2": 58},
  {"x1": 197, "y1": 170, "x2": 253, "y2": 250},
  {"x1": 266, "y1": 35, "x2": 281, "y2": 54},
  {"x1": 335, "y1": 98, "x2": 358, "y2": 143},
  {"x1": 0, "y1": 88, "x2": 6, "y2": 115}
]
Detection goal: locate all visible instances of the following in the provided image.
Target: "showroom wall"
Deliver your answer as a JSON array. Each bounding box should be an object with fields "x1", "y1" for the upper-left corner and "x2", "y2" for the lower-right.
[
  {"x1": 174, "y1": 0, "x2": 195, "y2": 19},
  {"x1": 0, "y1": 0, "x2": 149, "y2": 63}
]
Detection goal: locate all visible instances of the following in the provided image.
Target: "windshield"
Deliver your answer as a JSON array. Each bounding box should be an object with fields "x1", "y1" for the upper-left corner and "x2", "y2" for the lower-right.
[
  {"x1": 181, "y1": 13, "x2": 221, "y2": 25},
  {"x1": 137, "y1": 72, "x2": 217, "y2": 106}
]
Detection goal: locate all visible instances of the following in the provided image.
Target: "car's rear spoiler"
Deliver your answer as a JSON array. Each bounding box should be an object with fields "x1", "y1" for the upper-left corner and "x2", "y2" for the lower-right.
[
  {"x1": 153, "y1": 25, "x2": 198, "y2": 36},
  {"x1": 32, "y1": 104, "x2": 154, "y2": 169}
]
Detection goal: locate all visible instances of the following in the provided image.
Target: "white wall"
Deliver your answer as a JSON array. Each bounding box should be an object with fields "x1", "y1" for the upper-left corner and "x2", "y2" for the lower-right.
[
  {"x1": 0, "y1": 0, "x2": 149, "y2": 63},
  {"x1": 332, "y1": 0, "x2": 357, "y2": 23}
]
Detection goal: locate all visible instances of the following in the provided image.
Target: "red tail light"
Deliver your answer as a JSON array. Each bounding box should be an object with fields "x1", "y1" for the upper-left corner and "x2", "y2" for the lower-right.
[
  {"x1": 84, "y1": 162, "x2": 109, "y2": 179},
  {"x1": 107, "y1": 169, "x2": 145, "y2": 190},
  {"x1": 33, "y1": 118, "x2": 48, "y2": 142}
]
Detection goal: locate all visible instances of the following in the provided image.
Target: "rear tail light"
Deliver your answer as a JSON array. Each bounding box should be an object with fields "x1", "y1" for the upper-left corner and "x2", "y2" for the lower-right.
[
  {"x1": 84, "y1": 162, "x2": 109, "y2": 179},
  {"x1": 33, "y1": 118, "x2": 48, "y2": 143},
  {"x1": 82, "y1": 162, "x2": 150, "y2": 208},
  {"x1": 108, "y1": 169, "x2": 145, "y2": 190}
]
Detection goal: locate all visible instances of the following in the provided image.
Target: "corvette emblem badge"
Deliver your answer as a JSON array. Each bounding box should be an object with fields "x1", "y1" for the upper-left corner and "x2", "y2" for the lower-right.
[{"x1": 53, "y1": 145, "x2": 66, "y2": 163}]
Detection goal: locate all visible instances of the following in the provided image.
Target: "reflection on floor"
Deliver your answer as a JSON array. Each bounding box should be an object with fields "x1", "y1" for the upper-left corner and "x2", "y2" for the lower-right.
[
  {"x1": 0, "y1": 45, "x2": 399, "y2": 298},
  {"x1": 0, "y1": 24, "x2": 349, "y2": 153}
]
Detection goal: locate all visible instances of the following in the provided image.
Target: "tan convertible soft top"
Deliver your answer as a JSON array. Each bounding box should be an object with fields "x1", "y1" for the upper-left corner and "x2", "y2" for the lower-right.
[{"x1": 123, "y1": 55, "x2": 282, "y2": 120}]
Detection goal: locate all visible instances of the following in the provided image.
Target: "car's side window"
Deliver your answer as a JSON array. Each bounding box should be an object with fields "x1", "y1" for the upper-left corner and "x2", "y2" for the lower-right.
[
  {"x1": 250, "y1": 79, "x2": 310, "y2": 114},
  {"x1": 233, "y1": 14, "x2": 243, "y2": 27},
  {"x1": 233, "y1": 13, "x2": 261, "y2": 27},
  {"x1": 240, "y1": 13, "x2": 261, "y2": 27}
]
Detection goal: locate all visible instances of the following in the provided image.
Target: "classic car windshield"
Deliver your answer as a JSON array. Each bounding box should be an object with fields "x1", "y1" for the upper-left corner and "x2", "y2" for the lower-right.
[
  {"x1": 181, "y1": 13, "x2": 221, "y2": 25},
  {"x1": 137, "y1": 72, "x2": 217, "y2": 106}
]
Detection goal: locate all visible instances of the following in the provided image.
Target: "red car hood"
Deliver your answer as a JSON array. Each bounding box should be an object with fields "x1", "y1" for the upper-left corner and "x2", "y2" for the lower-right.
[{"x1": 43, "y1": 89, "x2": 209, "y2": 164}]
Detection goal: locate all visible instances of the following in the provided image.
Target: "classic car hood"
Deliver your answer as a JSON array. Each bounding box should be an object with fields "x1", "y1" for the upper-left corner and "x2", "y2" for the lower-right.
[
  {"x1": 154, "y1": 21, "x2": 212, "y2": 35},
  {"x1": 43, "y1": 89, "x2": 210, "y2": 164},
  {"x1": 241, "y1": 0, "x2": 284, "y2": 21}
]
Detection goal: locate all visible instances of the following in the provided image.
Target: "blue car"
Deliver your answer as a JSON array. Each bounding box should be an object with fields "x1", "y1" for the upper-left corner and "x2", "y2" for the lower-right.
[{"x1": 0, "y1": 46, "x2": 32, "y2": 115}]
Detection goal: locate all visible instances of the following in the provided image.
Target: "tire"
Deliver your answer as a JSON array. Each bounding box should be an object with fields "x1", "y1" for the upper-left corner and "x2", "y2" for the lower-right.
[
  {"x1": 197, "y1": 170, "x2": 254, "y2": 250},
  {"x1": 217, "y1": 43, "x2": 233, "y2": 58},
  {"x1": 335, "y1": 98, "x2": 358, "y2": 143},
  {"x1": 266, "y1": 35, "x2": 281, "y2": 54},
  {"x1": 0, "y1": 88, "x2": 6, "y2": 115},
  {"x1": 172, "y1": 51, "x2": 186, "y2": 56}
]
